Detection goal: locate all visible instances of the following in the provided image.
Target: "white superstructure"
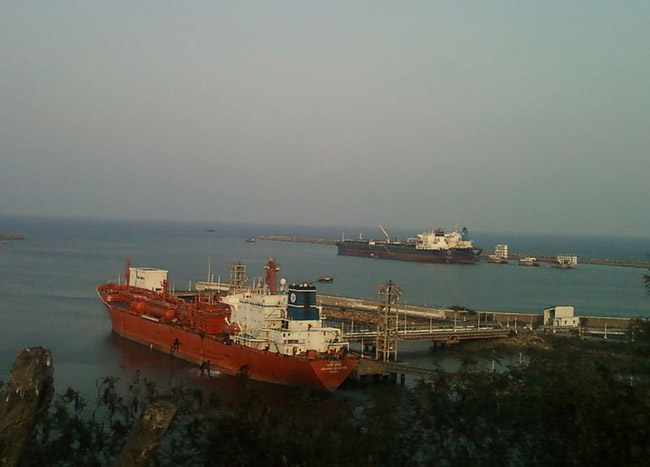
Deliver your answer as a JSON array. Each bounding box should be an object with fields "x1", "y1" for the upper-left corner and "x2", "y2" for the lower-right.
[
  {"x1": 222, "y1": 283, "x2": 348, "y2": 357},
  {"x1": 415, "y1": 226, "x2": 475, "y2": 251},
  {"x1": 128, "y1": 267, "x2": 168, "y2": 292}
]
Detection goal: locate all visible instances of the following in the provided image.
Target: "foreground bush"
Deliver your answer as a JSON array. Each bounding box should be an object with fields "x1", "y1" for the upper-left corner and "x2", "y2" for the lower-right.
[{"x1": 9, "y1": 335, "x2": 650, "y2": 466}]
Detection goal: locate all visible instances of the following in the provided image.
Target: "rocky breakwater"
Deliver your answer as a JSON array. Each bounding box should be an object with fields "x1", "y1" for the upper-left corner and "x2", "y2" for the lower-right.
[{"x1": 0, "y1": 233, "x2": 24, "y2": 241}]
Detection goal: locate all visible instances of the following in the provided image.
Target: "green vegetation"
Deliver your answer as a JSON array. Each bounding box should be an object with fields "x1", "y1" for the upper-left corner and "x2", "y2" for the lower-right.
[{"x1": 5, "y1": 333, "x2": 650, "y2": 466}]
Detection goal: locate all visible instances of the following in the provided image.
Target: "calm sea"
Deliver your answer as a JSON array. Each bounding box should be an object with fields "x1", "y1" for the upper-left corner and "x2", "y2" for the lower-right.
[{"x1": 1, "y1": 216, "x2": 649, "y2": 395}]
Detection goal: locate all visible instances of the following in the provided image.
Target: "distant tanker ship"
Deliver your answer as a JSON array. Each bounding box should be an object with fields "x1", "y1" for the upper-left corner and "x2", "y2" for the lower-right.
[{"x1": 336, "y1": 225, "x2": 482, "y2": 264}]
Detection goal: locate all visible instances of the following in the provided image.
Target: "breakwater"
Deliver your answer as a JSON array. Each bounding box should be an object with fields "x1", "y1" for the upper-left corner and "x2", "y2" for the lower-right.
[
  {"x1": 501, "y1": 252, "x2": 650, "y2": 269},
  {"x1": 257, "y1": 235, "x2": 650, "y2": 269},
  {"x1": 257, "y1": 235, "x2": 336, "y2": 245},
  {"x1": 0, "y1": 233, "x2": 24, "y2": 241}
]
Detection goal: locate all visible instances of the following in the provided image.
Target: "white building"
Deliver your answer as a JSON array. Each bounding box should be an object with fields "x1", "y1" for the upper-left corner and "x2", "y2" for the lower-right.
[
  {"x1": 494, "y1": 244, "x2": 508, "y2": 259},
  {"x1": 543, "y1": 306, "x2": 580, "y2": 328}
]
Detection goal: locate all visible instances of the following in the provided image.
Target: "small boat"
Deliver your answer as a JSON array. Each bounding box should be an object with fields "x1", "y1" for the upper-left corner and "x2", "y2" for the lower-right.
[
  {"x1": 518, "y1": 257, "x2": 540, "y2": 267},
  {"x1": 487, "y1": 255, "x2": 508, "y2": 264},
  {"x1": 318, "y1": 275, "x2": 334, "y2": 283},
  {"x1": 245, "y1": 237, "x2": 256, "y2": 243},
  {"x1": 552, "y1": 255, "x2": 578, "y2": 269}
]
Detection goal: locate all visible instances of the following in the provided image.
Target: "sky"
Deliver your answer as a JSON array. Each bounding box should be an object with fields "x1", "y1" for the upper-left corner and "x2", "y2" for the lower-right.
[{"x1": 2, "y1": 1, "x2": 649, "y2": 236}]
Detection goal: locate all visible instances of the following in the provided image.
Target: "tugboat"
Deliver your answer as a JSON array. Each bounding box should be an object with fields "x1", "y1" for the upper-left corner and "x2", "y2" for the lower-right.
[
  {"x1": 552, "y1": 255, "x2": 578, "y2": 269},
  {"x1": 487, "y1": 255, "x2": 508, "y2": 264},
  {"x1": 518, "y1": 257, "x2": 540, "y2": 267},
  {"x1": 97, "y1": 260, "x2": 357, "y2": 390}
]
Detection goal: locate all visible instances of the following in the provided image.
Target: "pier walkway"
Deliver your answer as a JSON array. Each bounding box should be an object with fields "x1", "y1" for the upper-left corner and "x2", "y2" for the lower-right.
[
  {"x1": 319, "y1": 294, "x2": 540, "y2": 329},
  {"x1": 344, "y1": 326, "x2": 510, "y2": 344}
]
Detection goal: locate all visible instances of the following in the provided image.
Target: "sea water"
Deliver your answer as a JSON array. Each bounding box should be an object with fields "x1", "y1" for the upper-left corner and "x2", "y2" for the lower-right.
[{"x1": 1, "y1": 216, "x2": 649, "y2": 395}]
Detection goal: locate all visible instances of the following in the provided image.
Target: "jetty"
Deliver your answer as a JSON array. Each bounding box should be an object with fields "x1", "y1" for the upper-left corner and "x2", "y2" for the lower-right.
[
  {"x1": 320, "y1": 294, "x2": 630, "y2": 333},
  {"x1": 319, "y1": 294, "x2": 540, "y2": 335}
]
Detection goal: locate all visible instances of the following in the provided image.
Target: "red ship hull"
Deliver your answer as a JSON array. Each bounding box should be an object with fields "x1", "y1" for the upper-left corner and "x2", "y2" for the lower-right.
[{"x1": 97, "y1": 284, "x2": 357, "y2": 391}]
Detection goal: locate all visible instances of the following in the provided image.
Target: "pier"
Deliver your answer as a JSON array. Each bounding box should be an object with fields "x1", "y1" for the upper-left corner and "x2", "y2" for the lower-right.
[
  {"x1": 319, "y1": 294, "x2": 631, "y2": 334},
  {"x1": 351, "y1": 358, "x2": 439, "y2": 385}
]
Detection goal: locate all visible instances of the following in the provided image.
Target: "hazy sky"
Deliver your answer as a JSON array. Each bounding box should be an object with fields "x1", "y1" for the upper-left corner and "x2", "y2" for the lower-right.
[{"x1": 2, "y1": 1, "x2": 649, "y2": 236}]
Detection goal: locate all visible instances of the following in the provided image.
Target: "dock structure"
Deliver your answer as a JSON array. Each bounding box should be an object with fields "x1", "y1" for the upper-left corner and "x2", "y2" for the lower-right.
[
  {"x1": 351, "y1": 358, "x2": 440, "y2": 385},
  {"x1": 327, "y1": 280, "x2": 514, "y2": 365}
]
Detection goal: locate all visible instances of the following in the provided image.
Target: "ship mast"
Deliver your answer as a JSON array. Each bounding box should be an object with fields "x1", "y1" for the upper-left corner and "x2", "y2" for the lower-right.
[
  {"x1": 125, "y1": 259, "x2": 131, "y2": 288},
  {"x1": 206, "y1": 228, "x2": 215, "y2": 283},
  {"x1": 229, "y1": 262, "x2": 248, "y2": 291}
]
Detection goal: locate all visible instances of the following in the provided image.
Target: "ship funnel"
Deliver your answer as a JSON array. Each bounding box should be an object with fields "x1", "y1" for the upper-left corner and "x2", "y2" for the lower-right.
[{"x1": 286, "y1": 283, "x2": 319, "y2": 320}]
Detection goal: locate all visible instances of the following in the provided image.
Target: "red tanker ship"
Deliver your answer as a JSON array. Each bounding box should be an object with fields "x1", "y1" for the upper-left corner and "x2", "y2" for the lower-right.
[{"x1": 97, "y1": 260, "x2": 357, "y2": 391}]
